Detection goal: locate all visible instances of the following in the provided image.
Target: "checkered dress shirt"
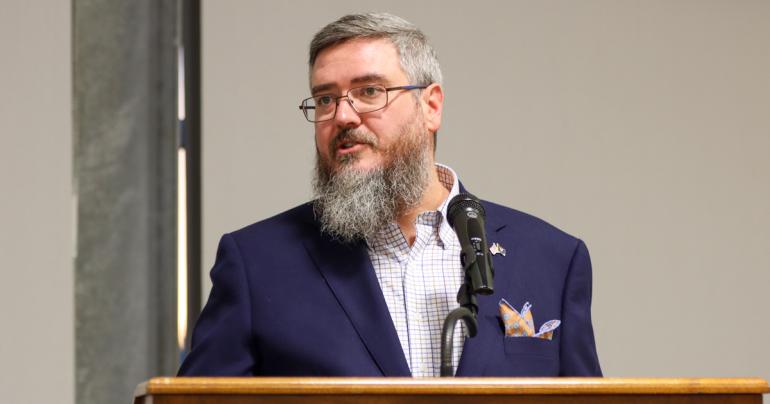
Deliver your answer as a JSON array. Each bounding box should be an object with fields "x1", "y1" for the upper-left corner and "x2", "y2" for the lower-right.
[{"x1": 367, "y1": 164, "x2": 465, "y2": 377}]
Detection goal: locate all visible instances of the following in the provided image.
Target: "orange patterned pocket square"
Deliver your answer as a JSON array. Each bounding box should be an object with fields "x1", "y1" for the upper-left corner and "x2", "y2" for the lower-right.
[{"x1": 499, "y1": 298, "x2": 561, "y2": 340}]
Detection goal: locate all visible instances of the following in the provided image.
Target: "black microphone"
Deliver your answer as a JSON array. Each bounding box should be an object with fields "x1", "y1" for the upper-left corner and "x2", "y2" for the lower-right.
[{"x1": 447, "y1": 193, "x2": 494, "y2": 295}]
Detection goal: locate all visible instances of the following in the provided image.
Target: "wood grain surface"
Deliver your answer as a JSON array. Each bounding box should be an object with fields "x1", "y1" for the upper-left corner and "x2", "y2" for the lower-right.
[{"x1": 136, "y1": 377, "x2": 770, "y2": 396}]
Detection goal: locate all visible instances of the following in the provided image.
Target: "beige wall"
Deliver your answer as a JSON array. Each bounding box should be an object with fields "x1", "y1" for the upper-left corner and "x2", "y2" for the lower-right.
[
  {"x1": 0, "y1": 1, "x2": 73, "y2": 403},
  {"x1": 202, "y1": 1, "x2": 770, "y2": 380}
]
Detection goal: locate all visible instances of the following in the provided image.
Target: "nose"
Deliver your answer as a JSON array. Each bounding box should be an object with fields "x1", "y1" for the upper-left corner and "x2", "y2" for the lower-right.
[{"x1": 333, "y1": 97, "x2": 361, "y2": 128}]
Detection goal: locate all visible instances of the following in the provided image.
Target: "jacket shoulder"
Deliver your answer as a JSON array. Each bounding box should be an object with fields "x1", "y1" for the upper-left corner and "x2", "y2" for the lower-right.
[
  {"x1": 228, "y1": 202, "x2": 317, "y2": 243},
  {"x1": 481, "y1": 199, "x2": 582, "y2": 248}
]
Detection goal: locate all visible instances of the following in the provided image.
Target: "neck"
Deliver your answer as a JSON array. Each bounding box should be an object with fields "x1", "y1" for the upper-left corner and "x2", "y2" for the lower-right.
[{"x1": 396, "y1": 166, "x2": 448, "y2": 246}]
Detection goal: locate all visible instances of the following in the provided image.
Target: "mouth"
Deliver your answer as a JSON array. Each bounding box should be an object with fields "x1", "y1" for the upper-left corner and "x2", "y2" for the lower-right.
[
  {"x1": 335, "y1": 141, "x2": 368, "y2": 156},
  {"x1": 331, "y1": 129, "x2": 377, "y2": 160}
]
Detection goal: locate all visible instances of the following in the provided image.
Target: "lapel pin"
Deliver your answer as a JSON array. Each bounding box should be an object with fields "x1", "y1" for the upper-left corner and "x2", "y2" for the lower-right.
[{"x1": 490, "y1": 242, "x2": 506, "y2": 256}]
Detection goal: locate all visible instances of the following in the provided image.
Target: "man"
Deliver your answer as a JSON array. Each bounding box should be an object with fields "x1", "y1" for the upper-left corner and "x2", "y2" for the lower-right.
[{"x1": 179, "y1": 13, "x2": 601, "y2": 377}]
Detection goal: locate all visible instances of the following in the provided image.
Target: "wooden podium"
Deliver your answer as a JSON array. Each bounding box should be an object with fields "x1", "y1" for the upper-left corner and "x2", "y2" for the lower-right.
[{"x1": 135, "y1": 377, "x2": 769, "y2": 403}]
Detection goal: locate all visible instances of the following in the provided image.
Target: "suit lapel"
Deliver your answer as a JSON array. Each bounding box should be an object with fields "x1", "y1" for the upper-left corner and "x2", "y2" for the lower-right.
[
  {"x1": 456, "y1": 201, "x2": 509, "y2": 376},
  {"x1": 302, "y1": 233, "x2": 411, "y2": 376}
]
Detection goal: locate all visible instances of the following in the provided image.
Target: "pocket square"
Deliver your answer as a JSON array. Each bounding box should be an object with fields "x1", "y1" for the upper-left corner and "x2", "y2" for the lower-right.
[{"x1": 499, "y1": 299, "x2": 561, "y2": 340}]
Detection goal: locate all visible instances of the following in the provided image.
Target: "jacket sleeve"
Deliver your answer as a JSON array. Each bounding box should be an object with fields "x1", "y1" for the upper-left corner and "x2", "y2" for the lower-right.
[
  {"x1": 177, "y1": 233, "x2": 257, "y2": 376},
  {"x1": 559, "y1": 239, "x2": 602, "y2": 376}
]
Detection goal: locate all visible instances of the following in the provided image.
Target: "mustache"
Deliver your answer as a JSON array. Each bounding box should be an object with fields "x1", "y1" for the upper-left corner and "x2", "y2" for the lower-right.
[{"x1": 330, "y1": 129, "x2": 378, "y2": 155}]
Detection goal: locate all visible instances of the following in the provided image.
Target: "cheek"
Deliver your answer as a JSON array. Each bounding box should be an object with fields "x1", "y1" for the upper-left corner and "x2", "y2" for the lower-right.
[{"x1": 314, "y1": 127, "x2": 333, "y2": 155}]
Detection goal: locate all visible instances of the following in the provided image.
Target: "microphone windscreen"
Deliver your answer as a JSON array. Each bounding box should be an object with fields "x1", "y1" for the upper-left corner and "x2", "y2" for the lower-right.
[{"x1": 447, "y1": 193, "x2": 485, "y2": 228}]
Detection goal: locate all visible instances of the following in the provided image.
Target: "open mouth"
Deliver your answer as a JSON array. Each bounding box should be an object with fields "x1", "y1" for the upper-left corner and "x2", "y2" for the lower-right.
[
  {"x1": 336, "y1": 141, "x2": 367, "y2": 155},
  {"x1": 332, "y1": 131, "x2": 375, "y2": 158}
]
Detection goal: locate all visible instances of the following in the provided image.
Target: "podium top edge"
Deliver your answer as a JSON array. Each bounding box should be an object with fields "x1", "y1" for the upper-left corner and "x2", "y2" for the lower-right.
[{"x1": 135, "y1": 377, "x2": 770, "y2": 397}]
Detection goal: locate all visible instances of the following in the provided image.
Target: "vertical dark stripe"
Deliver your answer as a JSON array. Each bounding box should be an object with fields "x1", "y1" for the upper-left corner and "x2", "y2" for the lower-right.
[{"x1": 182, "y1": 0, "x2": 202, "y2": 350}]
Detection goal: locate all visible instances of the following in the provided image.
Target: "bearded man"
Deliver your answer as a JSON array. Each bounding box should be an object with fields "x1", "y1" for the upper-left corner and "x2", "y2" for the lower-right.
[{"x1": 179, "y1": 13, "x2": 602, "y2": 377}]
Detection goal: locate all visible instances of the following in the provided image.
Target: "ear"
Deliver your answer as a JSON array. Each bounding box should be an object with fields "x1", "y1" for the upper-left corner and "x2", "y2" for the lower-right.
[{"x1": 421, "y1": 83, "x2": 444, "y2": 134}]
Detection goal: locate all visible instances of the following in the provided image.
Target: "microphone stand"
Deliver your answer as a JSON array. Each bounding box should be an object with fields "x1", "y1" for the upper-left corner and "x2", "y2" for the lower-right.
[{"x1": 440, "y1": 246, "x2": 481, "y2": 377}]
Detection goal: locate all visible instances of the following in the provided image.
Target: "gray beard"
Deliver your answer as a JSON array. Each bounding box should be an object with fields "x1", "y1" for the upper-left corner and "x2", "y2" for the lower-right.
[{"x1": 312, "y1": 123, "x2": 432, "y2": 244}]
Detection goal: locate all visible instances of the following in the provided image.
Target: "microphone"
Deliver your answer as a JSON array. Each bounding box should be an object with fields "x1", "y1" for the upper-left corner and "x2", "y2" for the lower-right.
[{"x1": 447, "y1": 193, "x2": 494, "y2": 295}]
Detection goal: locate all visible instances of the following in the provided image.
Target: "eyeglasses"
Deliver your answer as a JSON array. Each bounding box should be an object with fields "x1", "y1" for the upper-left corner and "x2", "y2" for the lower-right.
[{"x1": 298, "y1": 84, "x2": 428, "y2": 122}]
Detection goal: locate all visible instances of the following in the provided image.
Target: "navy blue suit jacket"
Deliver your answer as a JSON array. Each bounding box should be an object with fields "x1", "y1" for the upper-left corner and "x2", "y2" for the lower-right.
[{"x1": 179, "y1": 199, "x2": 601, "y2": 377}]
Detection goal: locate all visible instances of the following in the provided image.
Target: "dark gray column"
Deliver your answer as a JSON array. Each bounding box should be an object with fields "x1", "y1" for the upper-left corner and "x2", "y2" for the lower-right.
[{"x1": 74, "y1": 1, "x2": 178, "y2": 402}]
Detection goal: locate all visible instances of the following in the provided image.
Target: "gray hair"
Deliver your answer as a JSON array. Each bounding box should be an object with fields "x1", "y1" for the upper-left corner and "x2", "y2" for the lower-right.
[{"x1": 309, "y1": 13, "x2": 443, "y2": 86}]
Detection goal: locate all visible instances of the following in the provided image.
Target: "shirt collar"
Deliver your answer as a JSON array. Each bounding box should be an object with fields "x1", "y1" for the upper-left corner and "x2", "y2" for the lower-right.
[{"x1": 434, "y1": 163, "x2": 460, "y2": 248}]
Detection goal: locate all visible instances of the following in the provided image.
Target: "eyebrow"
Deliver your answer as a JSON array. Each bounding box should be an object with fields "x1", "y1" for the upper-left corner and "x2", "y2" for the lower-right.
[{"x1": 311, "y1": 73, "x2": 389, "y2": 95}]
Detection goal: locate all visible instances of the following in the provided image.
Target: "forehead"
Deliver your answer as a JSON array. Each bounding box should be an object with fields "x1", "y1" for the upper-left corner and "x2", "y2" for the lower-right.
[{"x1": 310, "y1": 38, "x2": 407, "y2": 93}]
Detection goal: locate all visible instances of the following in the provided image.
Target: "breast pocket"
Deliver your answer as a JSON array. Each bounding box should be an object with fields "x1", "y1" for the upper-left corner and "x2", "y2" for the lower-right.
[
  {"x1": 500, "y1": 336, "x2": 560, "y2": 376},
  {"x1": 503, "y1": 336, "x2": 558, "y2": 358}
]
